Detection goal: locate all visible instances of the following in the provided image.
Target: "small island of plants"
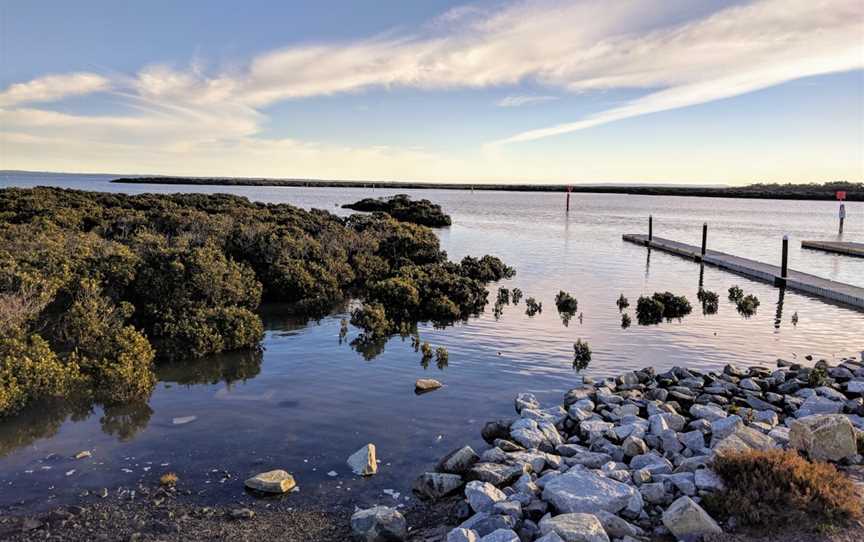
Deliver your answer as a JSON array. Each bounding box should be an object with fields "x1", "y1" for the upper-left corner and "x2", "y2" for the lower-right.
[{"x1": 342, "y1": 194, "x2": 452, "y2": 227}]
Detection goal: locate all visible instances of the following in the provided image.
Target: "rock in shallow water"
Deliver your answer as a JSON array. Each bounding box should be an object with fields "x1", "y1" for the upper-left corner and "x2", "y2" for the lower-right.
[
  {"x1": 351, "y1": 506, "x2": 407, "y2": 542},
  {"x1": 416, "y1": 378, "x2": 443, "y2": 393},
  {"x1": 244, "y1": 470, "x2": 296, "y2": 494},
  {"x1": 348, "y1": 443, "x2": 378, "y2": 476},
  {"x1": 414, "y1": 472, "x2": 464, "y2": 500}
]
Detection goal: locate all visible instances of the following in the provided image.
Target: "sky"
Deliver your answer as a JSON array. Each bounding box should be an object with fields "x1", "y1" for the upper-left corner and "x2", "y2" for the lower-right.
[{"x1": 0, "y1": 0, "x2": 862, "y2": 184}]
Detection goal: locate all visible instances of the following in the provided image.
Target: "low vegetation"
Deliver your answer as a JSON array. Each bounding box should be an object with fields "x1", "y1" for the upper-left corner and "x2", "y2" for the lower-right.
[
  {"x1": 621, "y1": 313, "x2": 632, "y2": 328},
  {"x1": 554, "y1": 290, "x2": 578, "y2": 325},
  {"x1": 728, "y1": 285, "x2": 744, "y2": 302},
  {"x1": 0, "y1": 187, "x2": 512, "y2": 417},
  {"x1": 697, "y1": 288, "x2": 719, "y2": 314},
  {"x1": 511, "y1": 288, "x2": 523, "y2": 305},
  {"x1": 707, "y1": 449, "x2": 862, "y2": 528},
  {"x1": 736, "y1": 293, "x2": 761, "y2": 317},
  {"x1": 572, "y1": 339, "x2": 592, "y2": 370},
  {"x1": 636, "y1": 292, "x2": 692, "y2": 325},
  {"x1": 616, "y1": 294, "x2": 629, "y2": 311},
  {"x1": 342, "y1": 194, "x2": 452, "y2": 227},
  {"x1": 525, "y1": 297, "x2": 542, "y2": 316}
]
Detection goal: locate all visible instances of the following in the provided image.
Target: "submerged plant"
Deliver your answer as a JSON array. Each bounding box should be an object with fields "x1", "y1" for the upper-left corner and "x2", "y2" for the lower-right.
[
  {"x1": 572, "y1": 339, "x2": 592, "y2": 371},
  {"x1": 636, "y1": 296, "x2": 665, "y2": 325},
  {"x1": 554, "y1": 291, "x2": 578, "y2": 313},
  {"x1": 621, "y1": 313, "x2": 632, "y2": 329},
  {"x1": 511, "y1": 288, "x2": 523, "y2": 305},
  {"x1": 728, "y1": 285, "x2": 744, "y2": 302},
  {"x1": 525, "y1": 297, "x2": 542, "y2": 316},
  {"x1": 616, "y1": 294, "x2": 630, "y2": 311},
  {"x1": 420, "y1": 341, "x2": 433, "y2": 362},
  {"x1": 697, "y1": 289, "x2": 719, "y2": 315},
  {"x1": 493, "y1": 302, "x2": 504, "y2": 320}
]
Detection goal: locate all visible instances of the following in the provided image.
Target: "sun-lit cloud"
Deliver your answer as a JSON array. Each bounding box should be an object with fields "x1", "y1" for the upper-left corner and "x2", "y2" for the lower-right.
[
  {"x1": 0, "y1": 72, "x2": 111, "y2": 107},
  {"x1": 0, "y1": 0, "x2": 862, "y2": 180},
  {"x1": 497, "y1": 95, "x2": 558, "y2": 107}
]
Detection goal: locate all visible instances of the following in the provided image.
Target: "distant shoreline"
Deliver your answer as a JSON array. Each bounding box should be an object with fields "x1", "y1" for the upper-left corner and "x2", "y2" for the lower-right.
[{"x1": 111, "y1": 177, "x2": 862, "y2": 201}]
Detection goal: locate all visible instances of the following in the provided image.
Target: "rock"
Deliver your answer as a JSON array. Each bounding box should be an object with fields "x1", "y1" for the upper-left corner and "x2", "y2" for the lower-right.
[
  {"x1": 466, "y1": 481, "x2": 507, "y2": 513},
  {"x1": 438, "y1": 446, "x2": 480, "y2": 475},
  {"x1": 640, "y1": 482, "x2": 671, "y2": 504},
  {"x1": 679, "y1": 430, "x2": 705, "y2": 452},
  {"x1": 848, "y1": 381, "x2": 864, "y2": 395},
  {"x1": 172, "y1": 416, "x2": 197, "y2": 425},
  {"x1": 535, "y1": 533, "x2": 565, "y2": 542},
  {"x1": 661, "y1": 496, "x2": 722, "y2": 538},
  {"x1": 790, "y1": 414, "x2": 858, "y2": 461},
  {"x1": 229, "y1": 508, "x2": 255, "y2": 520},
  {"x1": 689, "y1": 404, "x2": 727, "y2": 422},
  {"x1": 414, "y1": 472, "x2": 464, "y2": 499},
  {"x1": 797, "y1": 395, "x2": 843, "y2": 418},
  {"x1": 739, "y1": 378, "x2": 761, "y2": 391},
  {"x1": 542, "y1": 466, "x2": 639, "y2": 515},
  {"x1": 712, "y1": 425, "x2": 777, "y2": 456},
  {"x1": 74, "y1": 450, "x2": 92, "y2": 460},
  {"x1": 515, "y1": 393, "x2": 541, "y2": 413},
  {"x1": 244, "y1": 470, "x2": 296, "y2": 494},
  {"x1": 511, "y1": 418, "x2": 546, "y2": 449},
  {"x1": 539, "y1": 513, "x2": 610, "y2": 542},
  {"x1": 348, "y1": 444, "x2": 378, "y2": 476},
  {"x1": 622, "y1": 436, "x2": 648, "y2": 457},
  {"x1": 478, "y1": 529, "x2": 520, "y2": 542},
  {"x1": 459, "y1": 514, "x2": 517, "y2": 537},
  {"x1": 469, "y1": 463, "x2": 526, "y2": 486},
  {"x1": 594, "y1": 510, "x2": 641, "y2": 538},
  {"x1": 482, "y1": 420, "x2": 513, "y2": 444},
  {"x1": 447, "y1": 528, "x2": 479, "y2": 542},
  {"x1": 351, "y1": 506, "x2": 407, "y2": 542},
  {"x1": 710, "y1": 415, "x2": 743, "y2": 443},
  {"x1": 492, "y1": 501, "x2": 522, "y2": 521},
  {"x1": 566, "y1": 452, "x2": 611, "y2": 469},
  {"x1": 416, "y1": 379, "x2": 443, "y2": 393},
  {"x1": 694, "y1": 469, "x2": 725, "y2": 492}
]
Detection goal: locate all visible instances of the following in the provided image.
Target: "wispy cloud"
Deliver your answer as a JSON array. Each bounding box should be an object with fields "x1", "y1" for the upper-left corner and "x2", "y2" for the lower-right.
[
  {"x1": 0, "y1": 0, "x2": 861, "y2": 175},
  {"x1": 497, "y1": 95, "x2": 558, "y2": 107}
]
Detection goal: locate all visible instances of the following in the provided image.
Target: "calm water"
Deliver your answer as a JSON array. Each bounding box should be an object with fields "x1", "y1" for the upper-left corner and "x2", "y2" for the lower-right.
[{"x1": 1, "y1": 171, "x2": 863, "y2": 511}]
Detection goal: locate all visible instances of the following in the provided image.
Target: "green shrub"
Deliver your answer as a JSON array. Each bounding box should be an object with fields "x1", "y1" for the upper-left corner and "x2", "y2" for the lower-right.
[
  {"x1": 736, "y1": 294, "x2": 761, "y2": 317},
  {"x1": 0, "y1": 334, "x2": 81, "y2": 416},
  {"x1": 636, "y1": 296, "x2": 665, "y2": 325},
  {"x1": 697, "y1": 289, "x2": 719, "y2": 314},
  {"x1": 554, "y1": 290, "x2": 578, "y2": 313},
  {"x1": 525, "y1": 297, "x2": 542, "y2": 316},
  {"x1": 435, "y1": 346, "x2": 449, "y2": 366},
  {"x1": 573, "y1": 339, "x2": 592, "y2": 371},
  {"x1": 621, "y1": 313, "x2": 632, "y2": 328},
  {"x1": 350, "y1": 303, "x2": 393, "y2": 338},
  {"x1": 497, "y1": 288, "x2": 510, "y2": 305},
  {"x1": 651, "y1": 291, "x2": 692, "y2": 319},
  {"x1": 707, "y1": 449, "x2": 862, "y2": 527},
  {"x1": 511, "y1": 288, "x2": 523, "y2": 305},
  {"x1": 728, "y1": 285, "x2": 744, "y2": 302},
  {"x1": 616, "y1": 294, "x2": 629, "y2": 311},
  {"x1": 342, "y1": 194, "x2": 452, "y2": 227}
]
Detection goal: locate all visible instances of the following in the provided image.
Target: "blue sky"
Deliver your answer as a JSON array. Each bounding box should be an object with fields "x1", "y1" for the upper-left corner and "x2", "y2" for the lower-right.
[{"x1": 1, "y1": 0, "x2": 862, "y2": 184}]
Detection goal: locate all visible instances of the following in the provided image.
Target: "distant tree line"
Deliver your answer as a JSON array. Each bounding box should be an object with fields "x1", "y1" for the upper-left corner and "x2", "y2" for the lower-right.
[
  {"x1": 0, "y1": 188, "x2": 512, "y2": 417},
  {"x1": 113, "y1": 178, "x2": 863, "y2": 201}
]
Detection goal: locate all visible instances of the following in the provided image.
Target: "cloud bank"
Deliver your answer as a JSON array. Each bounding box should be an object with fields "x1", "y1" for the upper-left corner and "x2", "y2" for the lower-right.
[{"x1": 1, "y1": 0, "x2": 861, "y2": 177}]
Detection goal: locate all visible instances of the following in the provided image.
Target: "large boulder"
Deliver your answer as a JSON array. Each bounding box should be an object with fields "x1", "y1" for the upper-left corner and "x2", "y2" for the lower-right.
[
  {"x1": 413, "y1": 472, "x2": 464, "y2": 499},
  {"x1": 542, "y1": 466, "x2": 640, "y2": 515},
  {"x1": 351, "y1": 506, "x2": 407, "y2": 541},
  {"x1": 796, "y1": 395, "x2": 843, "y2": 418},
  {"x1": 538, "y1": 513, "x2": 610, "y2": 542},
  {"x1": 789, "y1": 414, "x2": 858, "y2": 461},
  {"x1": 661, "y1": 496, "x2": 722, "y2": 539},
  {"x1": 447, "y1": 528, "x2": 478, "y2": 542},
  {"x1": 478, "y1": 529, "x2": 520, "y2": 542},
  {"x1": 244, "y1": 470, "x2": 296, "y2": 494}
]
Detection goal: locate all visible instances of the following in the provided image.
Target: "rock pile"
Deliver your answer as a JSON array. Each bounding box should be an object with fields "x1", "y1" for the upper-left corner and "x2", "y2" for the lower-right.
[{"x1": 402, "y1": 355, "x2": 864, "y2": 542}]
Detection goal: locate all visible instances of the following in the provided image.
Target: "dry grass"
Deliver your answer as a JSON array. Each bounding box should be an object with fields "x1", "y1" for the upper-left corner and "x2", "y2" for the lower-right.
[
  {"x1": 706, "y1": 449, "x2": 862, "y2": 528},
  {"x1": 159, "y1": 472, "x2": 179, "y2": 487}
]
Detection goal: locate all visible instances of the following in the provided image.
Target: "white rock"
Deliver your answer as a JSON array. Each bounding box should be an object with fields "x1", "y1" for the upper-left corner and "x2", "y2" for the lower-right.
[
  {"x1": 447, "y1": 528, "x2": 479, "y2": 542},
  {"x1": 541, "y1": 466, "x2": 639, "y2": 515},
  {"x1": 790, "y1": 414, "x2": 858, "y2": 461},
  {"x1": 244, "y1": 470, "x2": 296, "y2": 494},
  {"x1": 351, "y1": 506, "x2": 407, "y2": 542},
  {"x1": 539, "y1": 513, "x2": 610, "y2": 542},
  {"x1": 661, "y1": 496, "x2": 722, "y2": 538}
]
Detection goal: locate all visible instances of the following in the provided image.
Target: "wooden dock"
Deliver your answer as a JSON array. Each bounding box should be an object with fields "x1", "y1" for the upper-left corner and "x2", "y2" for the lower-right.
[
  {"x1": 801, "y1": 240, "x2": 864, "y2": 258},
  {"x1": 622, "y1": 234, "x2": 864, "y2": 309}
]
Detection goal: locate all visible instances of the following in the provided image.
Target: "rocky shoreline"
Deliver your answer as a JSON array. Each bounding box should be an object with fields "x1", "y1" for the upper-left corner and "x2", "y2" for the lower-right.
[
  {"x1": 4, "y1": 354, "x2": 864, "y2": 542},
  {"x1": 355, "y1": 354, "x2": 864, "y2": 542}
]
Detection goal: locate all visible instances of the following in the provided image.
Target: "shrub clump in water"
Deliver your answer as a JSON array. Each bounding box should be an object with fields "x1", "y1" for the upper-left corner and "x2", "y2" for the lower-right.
[
  {"x1": 728, "y1": 285, "x2": 744, "y2": 302},
  {"x1": 636, "y1": 292, "x2": 692, "y2": 324},
  {"x1": 496, "y1": 288, "x2": 510, "y2": 305},
  {"x1": 511, "y1": 288, "x2": 523, "y2": 305},
  {"x1": 621, "y1": 313, "x2": 632, "y2": 329},
  {"x1": 736, "y1": 294, "x2": 761, "y2": 317},
  {"x1": 572, "y1": 339, "x2": 592, "y2": 371},
  {"x1": 554, "y1": 290, "x2": 578, "y2": 325},
  {"x1": 616, "y1": 294, "x2": 629, "y2": 311},
  {"x1": 342, "y1": 194, "x2": 452, "y2": 227},
  {"x1": 525, "y1": 297, "x2": 542, "y2": 316},
  {"x1": 706, "y1": 449, "x2": 862, "y2": 528},
  {"x1": 697, "y1": 289, "x2": 720, "y2": 314}
]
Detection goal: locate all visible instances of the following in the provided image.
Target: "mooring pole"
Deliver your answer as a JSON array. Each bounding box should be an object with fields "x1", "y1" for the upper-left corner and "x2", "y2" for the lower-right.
[
  {"x1": 566, "y1": 186, "x2": 571, "y2": 212},
  {"x1": 701, "y1": 222, "x2": 708, "y2": 258},
  {"x1": 648, "y1": 215, "x2": 653, "y2": 242},
  {"x1": 781, "y1": 234, "x2": 789, "y2": 279}
]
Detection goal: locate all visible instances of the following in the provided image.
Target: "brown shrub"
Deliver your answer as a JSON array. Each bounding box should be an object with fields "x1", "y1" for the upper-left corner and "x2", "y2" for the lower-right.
[{"x1": 706, "y1": 449, "x2": 862, "y2": 528}]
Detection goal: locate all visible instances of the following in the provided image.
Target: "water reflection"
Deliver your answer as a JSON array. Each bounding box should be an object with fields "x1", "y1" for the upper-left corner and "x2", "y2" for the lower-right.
[
  {"x1": 157, "y1": 349, "x2": 263, "y2": 386},
  {"x1": 99, "y1": 401, "x2": 153, "y2": 442}
]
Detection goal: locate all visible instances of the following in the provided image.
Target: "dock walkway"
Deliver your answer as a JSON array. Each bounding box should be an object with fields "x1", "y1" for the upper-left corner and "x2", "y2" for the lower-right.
[
  {"x1": 622, "y1": 234, "x2": 864, "y2": 309},
  {"x1": 801, "y1": 240, "x2": 864, "y2": 258}
]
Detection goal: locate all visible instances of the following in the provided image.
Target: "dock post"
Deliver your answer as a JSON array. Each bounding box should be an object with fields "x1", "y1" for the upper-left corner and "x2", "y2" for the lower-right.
[
  {"x1": 648, "y1": 215, "x2": 653, "y2": 242},
  {"x1": 566, "y1": 186, "x2": 571, "y2": 212},
  {"x1": 701, "y1": 223, "x2": 708, "y2": 258},
  {"x1": 781, "y1": 235, "x2": 789, "y2": 279}
]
